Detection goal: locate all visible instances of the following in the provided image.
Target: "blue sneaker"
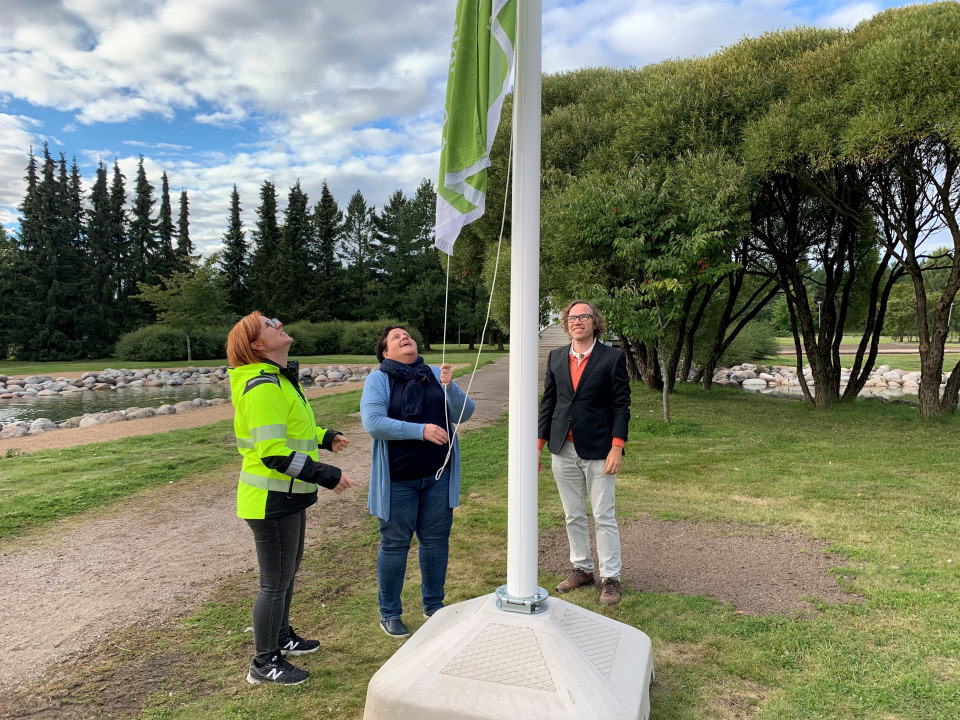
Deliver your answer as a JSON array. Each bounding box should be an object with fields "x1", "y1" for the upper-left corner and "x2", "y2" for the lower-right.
[{"x1": 380, "y1": 618, "x2": 410, "y2": 638}]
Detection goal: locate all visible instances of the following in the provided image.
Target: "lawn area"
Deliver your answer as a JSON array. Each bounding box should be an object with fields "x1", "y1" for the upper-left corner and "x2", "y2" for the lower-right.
[
  {"x1": 765, "y1": 336, "x2": 960, "y2": 374},
  {"x1": 4, "y1": 383, "x2": 959, "y2": 718}
]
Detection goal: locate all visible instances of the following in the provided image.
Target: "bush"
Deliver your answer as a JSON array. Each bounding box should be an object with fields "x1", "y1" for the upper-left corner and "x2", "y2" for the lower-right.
[
  {"x1": 718, "y1": 321, "x2": 780, "y2": 366},
  {"x1": 115, "y1": 324, "x2": 230, "y2": 362},
  {"x1": 339, "y1": 321, "x2": 423, "y2": 358},
  {"x1": 285, "y1": 321, "x2": 347, "y2": 356}
]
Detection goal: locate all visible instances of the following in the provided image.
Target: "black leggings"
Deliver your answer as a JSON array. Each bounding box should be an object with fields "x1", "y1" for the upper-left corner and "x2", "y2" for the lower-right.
[{"x1": 246, "y1": 509, "x2": 306, "y2": 661}]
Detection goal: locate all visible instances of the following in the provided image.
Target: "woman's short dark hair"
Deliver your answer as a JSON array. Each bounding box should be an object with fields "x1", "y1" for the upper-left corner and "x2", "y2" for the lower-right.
[{"x1": 375, "y1": 325, "x2": 407, "y2": 363}]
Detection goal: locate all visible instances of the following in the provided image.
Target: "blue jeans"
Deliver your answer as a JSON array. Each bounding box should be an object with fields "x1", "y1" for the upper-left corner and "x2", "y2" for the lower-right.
[{"x1": 377, "y1": 468, "x2": 453, "y2": 621}]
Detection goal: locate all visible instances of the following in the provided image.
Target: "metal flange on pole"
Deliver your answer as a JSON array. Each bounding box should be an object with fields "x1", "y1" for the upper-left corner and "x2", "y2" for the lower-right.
[{"x1": 494, "y1": 585, "x2": 549, "y2": 614}]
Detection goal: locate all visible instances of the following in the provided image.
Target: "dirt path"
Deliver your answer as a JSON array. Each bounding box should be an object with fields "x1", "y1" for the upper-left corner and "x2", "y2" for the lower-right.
[{"x1": 0, "y1": 356, "x2": 856, "y2": 695}]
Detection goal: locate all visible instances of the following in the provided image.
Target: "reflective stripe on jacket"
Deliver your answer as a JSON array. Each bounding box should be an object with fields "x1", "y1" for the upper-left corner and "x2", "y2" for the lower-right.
[{"x1": 229, "y1": 360, "x2": 342, "y2": 519}]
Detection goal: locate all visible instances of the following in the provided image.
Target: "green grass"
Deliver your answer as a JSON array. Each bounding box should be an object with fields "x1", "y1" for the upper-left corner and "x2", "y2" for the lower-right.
[
  {"x1": 0, "y1": 392, "x2": 364, "y2": 542},
  {"x1": 6, "y1": 383, "x2": 960, "y2": 718},
  {"x1": 0, "y1": 348, "x2": 506, "y2": 377}
]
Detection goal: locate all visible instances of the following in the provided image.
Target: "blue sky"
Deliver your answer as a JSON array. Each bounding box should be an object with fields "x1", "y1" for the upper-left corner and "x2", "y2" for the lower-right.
[{"x1": 0, "y1": 0, "x2": 922, "y2": 255}]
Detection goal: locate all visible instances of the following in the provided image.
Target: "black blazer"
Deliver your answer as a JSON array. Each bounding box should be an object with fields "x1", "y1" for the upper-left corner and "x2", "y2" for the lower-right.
[{"x1": 538, "y1": 341, "x2": 631, "y2": 460}]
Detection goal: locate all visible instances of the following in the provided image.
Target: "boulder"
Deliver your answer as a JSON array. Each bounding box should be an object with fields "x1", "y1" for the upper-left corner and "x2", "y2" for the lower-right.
[
  {"x1": 0, "y1": 424, "x2": 28, "y2": 438},
  {"x1": 28, "y1": 418, "x2": 58, "y2": 434},
  {"x1": 126, "y1": 408, "x2": 157, "y2": 420}
]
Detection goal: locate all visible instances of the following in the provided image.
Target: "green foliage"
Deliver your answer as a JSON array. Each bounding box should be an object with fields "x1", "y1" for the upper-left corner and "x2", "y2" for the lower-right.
[
  {"x1": 114, "y1": 324, "x2": 230, "y2": 362},
  {"x1": 338, "y1": 320, "x2": 422, "y2": 357},
  {"x1": 283, "y1": 321, "x2": 347, "y2": 356},
  {"x1": 883, "y1": 283, "x2": 918, "y2": 342},
  {"x1": 134, "y1": 255, "x2": 233, "y2": 362},
  {"x1": 717, "y1": 320, "x2": 780, "y2": 366}
]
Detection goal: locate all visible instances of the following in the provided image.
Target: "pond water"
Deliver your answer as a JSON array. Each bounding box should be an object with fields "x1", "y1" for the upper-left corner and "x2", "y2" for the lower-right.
[{"x1": 0, "y1": 383, "x2": 233, "y2": 425}]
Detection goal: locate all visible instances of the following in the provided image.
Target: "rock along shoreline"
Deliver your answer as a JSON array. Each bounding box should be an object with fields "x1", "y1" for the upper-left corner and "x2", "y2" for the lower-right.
[
  {"x1": 712, "y1": 362, "x2": 950, "y2": 403},
  {"x1": 0, "y1": 364, "x2": 373, "y2": 438}
]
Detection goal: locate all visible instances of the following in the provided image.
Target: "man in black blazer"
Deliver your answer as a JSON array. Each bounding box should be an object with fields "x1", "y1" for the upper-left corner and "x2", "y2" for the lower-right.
[{"x1": 538, "y1": 300, "x2": 630, "y2": 605}]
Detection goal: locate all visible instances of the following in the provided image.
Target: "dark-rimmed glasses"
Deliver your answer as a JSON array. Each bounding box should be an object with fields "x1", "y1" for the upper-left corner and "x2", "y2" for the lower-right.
[{"x1": 566, "y1": 313, "x2": 594, "y2": 324}]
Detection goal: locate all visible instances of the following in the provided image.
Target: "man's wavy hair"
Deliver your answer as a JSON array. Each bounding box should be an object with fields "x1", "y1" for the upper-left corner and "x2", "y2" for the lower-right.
[{"x1": 560, "y1": 300, "x2": 606, "y2": 339}]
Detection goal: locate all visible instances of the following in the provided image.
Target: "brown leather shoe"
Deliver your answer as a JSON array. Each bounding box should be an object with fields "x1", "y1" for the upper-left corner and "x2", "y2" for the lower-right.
[
  {"x1": 599, "y1": 577, "x2": 621, "y2": 606},
  {"x1": 556, "y1": 567, "x2": 595, "y2": 593}
]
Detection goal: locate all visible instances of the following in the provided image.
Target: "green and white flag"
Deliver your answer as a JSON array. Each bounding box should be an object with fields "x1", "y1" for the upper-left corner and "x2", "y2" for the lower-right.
[{"x1": 435, "y1": 0, "x2": 516, "y2": 255}]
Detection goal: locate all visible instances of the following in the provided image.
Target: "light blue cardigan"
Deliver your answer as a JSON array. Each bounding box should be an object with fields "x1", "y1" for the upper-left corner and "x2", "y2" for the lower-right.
[{"x1": 361, "y1": 365, "x2": 475, "y2": 521}]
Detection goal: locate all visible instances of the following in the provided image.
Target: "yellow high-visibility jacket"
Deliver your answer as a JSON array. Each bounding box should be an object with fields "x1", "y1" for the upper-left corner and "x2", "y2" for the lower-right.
[{"x1": 229, "y1": 360, "x2": 341, "y2": 519}]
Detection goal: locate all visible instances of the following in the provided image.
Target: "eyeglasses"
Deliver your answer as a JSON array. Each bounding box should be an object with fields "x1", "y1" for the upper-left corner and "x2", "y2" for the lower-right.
[
  {"x1": 263, "y1": 317, "x2": 281, "y2": 329},
  {"x1": 566, "y1": 314, "x2": 594, "y2": 324}
]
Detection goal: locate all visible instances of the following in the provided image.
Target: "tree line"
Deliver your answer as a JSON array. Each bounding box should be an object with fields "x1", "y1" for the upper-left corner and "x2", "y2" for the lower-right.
[
  {"x1": 461, "y1": 1, "x2": 959, "y2": 418},
  {"x1": 0, "y1": 146, "x2": 195, "y2": 360},
  {"x1": 0, "y1": 150, "x2": 499, "y2": 363}
]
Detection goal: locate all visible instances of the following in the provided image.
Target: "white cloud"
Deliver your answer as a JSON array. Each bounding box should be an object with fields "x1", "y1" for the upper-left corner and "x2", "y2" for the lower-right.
[
  {"x1": 0, "y1": 0, "x2": 917, "y2": 254},
  {"x1": 0, "y1": 114, "x2": 43, "y2": 227}
]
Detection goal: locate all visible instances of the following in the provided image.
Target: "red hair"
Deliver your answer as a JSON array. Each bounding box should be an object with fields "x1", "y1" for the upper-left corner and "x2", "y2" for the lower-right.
[{"x1": 226, "y1": 311, "x2": 266, "y2": 367}]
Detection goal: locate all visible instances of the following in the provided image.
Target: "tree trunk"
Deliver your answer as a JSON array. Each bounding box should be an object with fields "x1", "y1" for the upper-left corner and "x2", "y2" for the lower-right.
[
  {"x1": 185, "y1": 332, "x2": 192, "y2": 363},
  {"x1": 842, "y1": 253, "x2": 901, "y2": 400},
  {"x1": 622, "y1": 337, "x2": 663, "y2": 391},
  {"x1": 658, "y1": 339, "x2": 671, "y2": 423}
]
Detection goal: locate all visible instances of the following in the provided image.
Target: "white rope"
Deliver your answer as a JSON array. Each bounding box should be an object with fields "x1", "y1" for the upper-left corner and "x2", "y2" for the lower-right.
[{"x1": 435, "y1": 130, "x2": 514, "y2": 480}]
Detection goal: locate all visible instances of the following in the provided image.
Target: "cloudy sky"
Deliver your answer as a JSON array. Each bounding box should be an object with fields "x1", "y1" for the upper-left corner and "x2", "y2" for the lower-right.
[{"x1": 0, "y1": 0, "x2": 920, "y2": 255}]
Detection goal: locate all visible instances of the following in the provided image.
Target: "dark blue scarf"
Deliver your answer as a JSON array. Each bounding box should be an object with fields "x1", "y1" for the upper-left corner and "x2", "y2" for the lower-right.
[{"x1": 379, "y1": 357, "x2": 435, "y2": 418}]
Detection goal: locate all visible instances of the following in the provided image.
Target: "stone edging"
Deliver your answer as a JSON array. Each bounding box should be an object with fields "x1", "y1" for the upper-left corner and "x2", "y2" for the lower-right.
[
  {"x1": 713, "y1": 362, "x2": 948, "y2": 399},
  {"x1": 0, "y1": 364, "x2": 373, "y2": 438}
]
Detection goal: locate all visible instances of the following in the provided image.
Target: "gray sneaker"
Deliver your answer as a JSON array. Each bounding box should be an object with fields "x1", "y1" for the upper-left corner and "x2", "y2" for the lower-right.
[{"x1": 246, "y1": 651, "x2": 309, "y2": 685}]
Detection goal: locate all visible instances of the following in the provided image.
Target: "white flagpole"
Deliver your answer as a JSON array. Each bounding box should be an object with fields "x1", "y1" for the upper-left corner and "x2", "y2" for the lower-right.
[
  {"x1": 504, "y1": 0, "x2": 542, "y2": 605},
  {"x1": 364, "y1": 4, "x2": 653, "y2": 715}
]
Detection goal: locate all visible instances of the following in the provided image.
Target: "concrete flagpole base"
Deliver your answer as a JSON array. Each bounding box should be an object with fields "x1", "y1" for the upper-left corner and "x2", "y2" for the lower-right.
[{"x1": 363, "y1": 593, "x2": 654, "y2": 720}]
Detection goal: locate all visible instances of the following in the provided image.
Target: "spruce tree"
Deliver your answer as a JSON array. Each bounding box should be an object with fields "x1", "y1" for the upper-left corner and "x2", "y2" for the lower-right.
[
  {"x1": 247, "y1": 181, "x2": 281, "y2": 312},
  {"x1": 177, "y1": 189, "x2": 193, "y2": 258},
  {"x1": 373, "y1": 180, "x2": 445, "y2": 347},
  {"x1": 274, "y1": 180, "x2": 313, "y2": 319},
  {"x1": 157, "y1": 170, "x2": 177, "y2": 275},
  {"x1": 81, "y1": 161, "x2": 122, "y2": 356},
  {"x1": 12, "y1": 145, "x2": 84, "y2": 358},
  {"x1": 309, "y1": 180, "x2": 344, "y2": 316},
  {"x1": 341, "y1": 189, "x2": 377, "y2": 319},
  {"x1": 126, "y1": 156, "x2": 160, "y2": 328},
  {"x1": 219, "y1": 184, "x2": 249, "y2": 315},
  {"x1": 108, "y1": 160, "x2": 129, "y2": 301},
  {"x1": 0, "y1": 225, "x2": 17, "y2": 358}
]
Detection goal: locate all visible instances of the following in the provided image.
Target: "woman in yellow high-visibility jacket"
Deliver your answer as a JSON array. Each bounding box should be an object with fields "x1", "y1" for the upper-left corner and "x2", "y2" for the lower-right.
[{"x1": 227, "y1": 311, "x2": 358, "y2": 686}]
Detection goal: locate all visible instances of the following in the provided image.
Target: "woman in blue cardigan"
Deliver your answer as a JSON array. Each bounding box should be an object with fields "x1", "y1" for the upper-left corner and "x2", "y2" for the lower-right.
[{"x1": 360, "y1": 325, "x2": 475, "y2": 638}]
